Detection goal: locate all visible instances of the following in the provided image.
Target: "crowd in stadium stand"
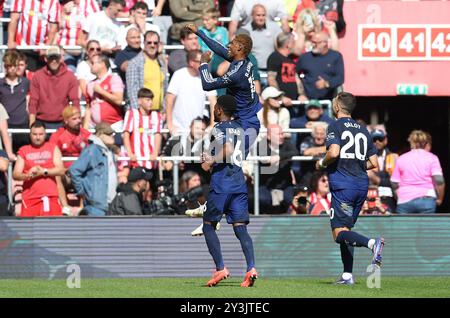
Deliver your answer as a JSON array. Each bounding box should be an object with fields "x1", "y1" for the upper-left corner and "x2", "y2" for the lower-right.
[{"x1": 0, "y1": 0, "x2": 445, "y2": 217}]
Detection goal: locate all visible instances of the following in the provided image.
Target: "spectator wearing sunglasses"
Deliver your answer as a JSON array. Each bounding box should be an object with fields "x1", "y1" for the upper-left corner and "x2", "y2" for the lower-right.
[
  {"x1": 126, "y1": 30, "x2": 168, "y2": 111},
  {"x1": 367, "y1": 127, "x2": 398, "y2": 213},
  {"x1": 257, "y1": 86, "x2": 291, "y2": 141},
  {"x1": 307, "y1": 171, "x2": 331, "y2": 215},
  {"x1": 76, "y1": 39, "x2": 102, "y2": 99},
  {"x1": 295, "y1": 31, "x2": 344, "y2": 101},
  {"x1": 69, "y1": 122, "x2": 118, "y2": 216}
]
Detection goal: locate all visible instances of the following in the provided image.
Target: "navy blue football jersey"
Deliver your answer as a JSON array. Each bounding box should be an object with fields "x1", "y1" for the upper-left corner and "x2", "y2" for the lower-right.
[
  {"x1": 209, "y1": 120, "x2": 247, "y2": 194},
  {"x1": 197, "y1": 30, "x2": 262, "y2": 121},
  {"x1": 325, "y1": 118, "x2": 377, "y2": 190}
]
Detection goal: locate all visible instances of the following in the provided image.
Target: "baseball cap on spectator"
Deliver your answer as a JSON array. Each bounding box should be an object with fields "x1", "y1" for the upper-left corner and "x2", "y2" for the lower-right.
[
  {"x1": 294, "y1": 183, "x2": 309, "y2": 194},
  {"x1": 95, "y1": 122, "x2": 115, "y2": 136},
  {"x1": 261, "y1": 86, "x2": 284, "y2": 101},
  {"x1": 128, "y1": 168, "x2": 153, "y2": 182},
  {"x1": 62, "y1": 106, "x2": 81, "y2": 121},
  {"x1": 46, "y1": 46, "x2": 62, "y2": 58},
  {"x1": 371, "y1": 129, "x2": 386, "y2": 140},
  {"x1": 305, "y1": 99, "x2": 322, "y2": 110}
]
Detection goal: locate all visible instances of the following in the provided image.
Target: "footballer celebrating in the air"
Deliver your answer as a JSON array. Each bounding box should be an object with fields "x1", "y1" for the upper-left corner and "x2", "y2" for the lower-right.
[
  {"x1": 316, "y1": 92, "x2": 385, "y2": 285},
  {"x1": 184, "y1": 23, "x2": 261, "y2": 157},
  {"x1": 200, "y1": 95, "x2": 258, "y2": 288}
]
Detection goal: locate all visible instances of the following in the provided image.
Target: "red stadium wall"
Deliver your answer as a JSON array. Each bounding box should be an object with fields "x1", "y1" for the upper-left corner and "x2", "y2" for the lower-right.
[{"x1": 340, "y1": 0, "x2": 450, "y2": 96}]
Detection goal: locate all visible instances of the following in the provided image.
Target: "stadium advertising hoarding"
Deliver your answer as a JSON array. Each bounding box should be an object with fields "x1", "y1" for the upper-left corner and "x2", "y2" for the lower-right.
[{"x1": 340, "y1": 1, "x2": 450, "y2": 96}]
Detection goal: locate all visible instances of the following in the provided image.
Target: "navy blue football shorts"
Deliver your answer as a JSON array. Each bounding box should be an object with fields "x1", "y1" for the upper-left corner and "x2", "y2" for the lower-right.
[
  {"x1": 237, "y1": 117, "x2": 260, "y2": 158},
  {"x1": 203, "y1": 191, "x2": 249, "y2": 225},
  {"x1": 330, "y1": 188, "x2": 368, "y2": 229}
]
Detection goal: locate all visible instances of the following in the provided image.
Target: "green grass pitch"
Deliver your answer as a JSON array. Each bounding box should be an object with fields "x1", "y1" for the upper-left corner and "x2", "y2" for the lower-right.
[{"x1": 0, "y1": 277, "x2": 449, "y2": 298}]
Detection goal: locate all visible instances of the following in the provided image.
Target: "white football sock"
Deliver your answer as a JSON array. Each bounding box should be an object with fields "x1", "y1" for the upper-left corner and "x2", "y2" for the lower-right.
[
  {"x1": 342, "y1": 272, "x2": 353, "y2": 280},
  {"x1": 368, "y1": 239, "x2": 376, "y2": 250}
]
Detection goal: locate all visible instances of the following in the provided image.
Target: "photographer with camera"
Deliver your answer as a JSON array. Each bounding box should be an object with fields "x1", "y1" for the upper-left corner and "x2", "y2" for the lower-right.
[
  {"x1": 360, "y1": 185, "x2": 388, "y2": 215},
  {"x1": 108, "y1": 168, "x2": 153, "y2": 215},
  {"x1": 143, "y1": 172, "x2": 205, "y2": 216},
  {"x1": 288, "y1": 184, "x2": 309, "y2": 215}
]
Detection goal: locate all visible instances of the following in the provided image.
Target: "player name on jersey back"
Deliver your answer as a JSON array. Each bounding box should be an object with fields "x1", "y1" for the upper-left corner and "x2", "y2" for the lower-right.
[
  {"x1": 209, "y1": 121, "x2": 247, "y2": 194},
  {"x1": 325, "y1": 118, "x2": 377, "y2": 190}
]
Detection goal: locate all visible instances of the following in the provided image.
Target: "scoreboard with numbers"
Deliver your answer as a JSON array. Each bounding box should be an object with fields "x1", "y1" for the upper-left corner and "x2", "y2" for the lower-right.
[
  {"x1": 339, "y1": 1, "x2": 450, "y2": 96},
  {"x1": 359, "y1": 25, "x2": 450, "y2": 61}
]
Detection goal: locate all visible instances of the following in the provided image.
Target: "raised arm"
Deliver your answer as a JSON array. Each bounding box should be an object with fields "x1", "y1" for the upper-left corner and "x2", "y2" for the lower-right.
[
  {"x1": 198, "y1": 52, "x2": 243, "y2": 91},
  {"x1": 185, "y1": 24, "x2": 231, "y2": 62},
  {"x1": 199, "y1": 63, "x2": 232, "y2": 91}
]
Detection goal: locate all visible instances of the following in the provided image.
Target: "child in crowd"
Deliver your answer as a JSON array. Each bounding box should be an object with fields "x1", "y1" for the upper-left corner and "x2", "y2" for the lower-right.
[
  {"x1": 198, "y1": 8, "x2": 229, "y2": 53},
  {"x1": 122, "y1": 88, "x2": 162, "y2": 182}
]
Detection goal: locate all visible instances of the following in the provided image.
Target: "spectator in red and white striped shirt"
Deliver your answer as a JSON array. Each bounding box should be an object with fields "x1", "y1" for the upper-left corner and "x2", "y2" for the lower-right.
[
  {"x1": 7, "y1": 0, "x2": 61, "y2": 71},
  {"x1": 123, "y1": 87, "x2": 162, "y2": 172},
  {"x1": 58, "y1": 0, "x2": 100, "y2": 72}
]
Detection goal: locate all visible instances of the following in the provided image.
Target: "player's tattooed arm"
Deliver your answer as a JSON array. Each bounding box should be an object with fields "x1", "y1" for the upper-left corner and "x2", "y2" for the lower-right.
[{"x1": 366, "y1": 154, "x2": 379, "y2": 170}]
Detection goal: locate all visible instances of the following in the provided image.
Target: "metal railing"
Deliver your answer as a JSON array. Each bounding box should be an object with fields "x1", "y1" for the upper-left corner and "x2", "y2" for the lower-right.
[
  {"x1": 0, "y1": 15, "x2": 229, "y2": 52},
  {"x1": 6, "y1": 126, "x2": 318, "y2": 215}
]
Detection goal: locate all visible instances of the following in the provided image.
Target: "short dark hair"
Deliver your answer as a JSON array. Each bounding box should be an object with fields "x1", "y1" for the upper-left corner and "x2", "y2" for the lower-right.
[
  {"x1": 86, "y1": 39, "x2": 100, "y2": 49},
  {"x1": 96, "y1": 54, "x2": 111, "y2": 69},
  {"x1": 180, "y1": 27, "x2": 193, "y2": 40},
  {"x1": 190, "y1": 116, "x2": 208, "y2": 128},
  {"x1": 217, "y1": 95, "x2": 237, "y2": 117},
  {"x1": 187, "y1": 49, "x2": 201, "y2": 63},
  {"x1": 30, "y1": 121, "x2": 46, "y2": 130},
  {"x1": 144, "y1": 30, "x2": 160, "y2": 42},
  {"x1": 181, "y1": 170, "x2": 200, "y2": 184},
  {"x1": 131, "y1": 1, "x2": 148, "y2": 12},
  {"x1": 309, "y1": 171, "x2": 328, "y2": 194},
  {"x1": 335, "y1": 92, "x2": 356, "y2": 115},
  {"x1": 108, "y1": 0, "x2": 126, "y2": 7},
  {"x1": 138, "y1": 87, "x2": 154, "y2": 99},
  {"x1": 17, "y1": 50, "x2": 26, "y2": 62},
  {"x1": 234, "y1": 34, "x2": 253, "y2": 56}
]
